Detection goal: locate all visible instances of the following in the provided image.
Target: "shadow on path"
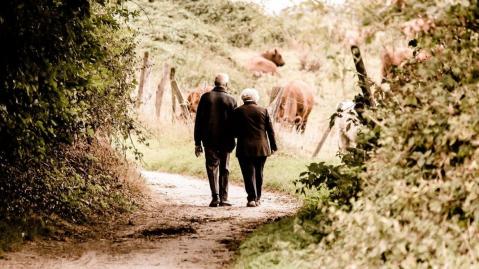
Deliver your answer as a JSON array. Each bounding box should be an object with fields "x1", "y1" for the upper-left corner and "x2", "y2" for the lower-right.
[{"x1": 0, "y1": 171, "x2": 299, "y2": 269}]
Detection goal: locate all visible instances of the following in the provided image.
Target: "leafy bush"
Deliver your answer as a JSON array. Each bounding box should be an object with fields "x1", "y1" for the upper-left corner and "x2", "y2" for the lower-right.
[
  {"x1": 0, "y1": 1, "x2": 138, "y2": 163},
  {"x1": 302, "y1": 1, "x2": 479, "y2": 267},
  {"x1": 1, "y1": 139, "x2": 142, "y2": 222},
  {"x1": 181, "y1": 0, "x2": 286, "y2": 47},
  {"x1": 236, "y1": 0, "x2": 479, "y2": 267},
  {"x1": 0, "y1": 0, "x2": 143, "y2": 248},
  {"x1": 295, "y1": 161, "x2": 361, "y2": 207}
]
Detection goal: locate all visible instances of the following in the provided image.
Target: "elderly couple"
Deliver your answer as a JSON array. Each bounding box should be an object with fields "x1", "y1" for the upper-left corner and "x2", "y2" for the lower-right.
[{"x1": 194, "y1": 73, "x2": 277, "y2": 207}]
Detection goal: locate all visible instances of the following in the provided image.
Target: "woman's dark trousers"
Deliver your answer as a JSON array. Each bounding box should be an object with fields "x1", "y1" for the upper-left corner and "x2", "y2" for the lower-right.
[{"x1": 238, "y1": 156, "x2": 267, "y2": 202}]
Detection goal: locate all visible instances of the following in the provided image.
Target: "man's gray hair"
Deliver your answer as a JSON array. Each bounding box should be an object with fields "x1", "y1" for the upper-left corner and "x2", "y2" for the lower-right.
[
  {"x1": 214, "y1": 73, "x2": 229, "y2": 87},
  {"x1": 241, "y1": 88, "x2": 260, "y2": 103}
]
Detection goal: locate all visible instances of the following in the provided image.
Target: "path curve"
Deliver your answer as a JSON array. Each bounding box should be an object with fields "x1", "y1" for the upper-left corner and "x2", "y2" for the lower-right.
[{"x1": 0, "y1": 171, "x2": 299, "y2": 269}]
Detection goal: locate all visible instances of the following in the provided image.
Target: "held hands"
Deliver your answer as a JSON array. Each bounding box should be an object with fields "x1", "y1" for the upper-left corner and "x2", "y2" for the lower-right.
[{"x1": 195, "y1": 145, "x2": 203, "y2": 157}]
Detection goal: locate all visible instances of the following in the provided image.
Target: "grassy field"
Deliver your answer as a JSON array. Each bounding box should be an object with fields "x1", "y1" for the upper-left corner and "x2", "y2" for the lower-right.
[
  {"x1": 123, "y1": 1, "x2": 446, "y2": 268},
  {"x1": 126, "y1": 0, "x2": 364, "y2": 195},
  {"x1": 131, "y1": 43, "x2": 356, "y2": 194},
  {"x1": 133, "y1": 122, "x2": 338, "y2": 194},
  {"x1": 122, "y1": 1, "x2": 389, "y2": 268}
]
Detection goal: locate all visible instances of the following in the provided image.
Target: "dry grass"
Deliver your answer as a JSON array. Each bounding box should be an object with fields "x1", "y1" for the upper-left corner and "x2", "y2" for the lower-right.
[
  {"x1": 136, "y1": 45, "x2": 362, "y2": 154},
  {"x1": 128, "y1": 0, "x2": 390, "y2": 194},
  {"x1": 128, "y1": 122, "x2": 317, "y2": 194},
  {"x1": 131, "y1": 44, "x2": 366, "y2": 193}
]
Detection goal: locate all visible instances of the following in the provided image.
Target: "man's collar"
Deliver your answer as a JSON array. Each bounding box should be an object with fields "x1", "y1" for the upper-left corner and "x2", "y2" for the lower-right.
[
  {"x1": 213, "y1": 86, "x2": 227, "y2": 92},
  {"x1": 243, "y1": 100, "x2": 256, "y2": 105}
]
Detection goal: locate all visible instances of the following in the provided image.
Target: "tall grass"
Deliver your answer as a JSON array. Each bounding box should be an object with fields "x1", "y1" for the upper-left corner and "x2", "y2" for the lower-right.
[
  {"x1": 131, "y1": 122, "x2": 334, "y2": 194},
  {"x1": 127, "y1": 0, "x2": 371, "y2": 194},
  {"x1": 132, "y1": 46, "x2": 349, "y2": 193}
]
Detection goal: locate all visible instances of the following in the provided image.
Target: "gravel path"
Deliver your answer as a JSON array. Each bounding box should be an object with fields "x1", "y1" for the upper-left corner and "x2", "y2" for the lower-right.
[{"x1": 0, "y1": 171, "x2": 299, "y2": 269}]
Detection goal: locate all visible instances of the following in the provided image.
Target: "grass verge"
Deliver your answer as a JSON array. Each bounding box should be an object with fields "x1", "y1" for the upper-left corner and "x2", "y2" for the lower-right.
[
  {"x1": 232, "y1": 190, "x2": 330, "y2": 269},
  {"x1": 133, "y1": 123, "x2": 336, "y2": 194}
]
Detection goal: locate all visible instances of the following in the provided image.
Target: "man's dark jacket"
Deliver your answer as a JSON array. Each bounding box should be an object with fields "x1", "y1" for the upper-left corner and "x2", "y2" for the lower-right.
[
  {"x1": 232, "y1": 101, "x2": 277, "y2": 157},
  {"x1": 194, "y1": 86, "x2": 237, "y2": 152}
]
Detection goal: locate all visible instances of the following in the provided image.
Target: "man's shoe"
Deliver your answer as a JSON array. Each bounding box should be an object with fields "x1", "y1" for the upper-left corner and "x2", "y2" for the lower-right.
[
  {"x1": 209, "y1": 200, "x2": 220, "y2": 207},
  {"x1": 246, "y1": 201, "x2": 257, "y2": 207},
  {"x1": 219, "y1": 201, "x2": 232, "y2": 207}
]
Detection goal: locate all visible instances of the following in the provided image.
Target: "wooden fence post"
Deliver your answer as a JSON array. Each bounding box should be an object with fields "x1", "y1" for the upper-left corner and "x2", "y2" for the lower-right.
[
  {"x1": 155, "y1": 63, "x2": 170, "y2": 119},
  {"x1": 169, "y1": 67, "x2": 190, "y2": 121},
  {"x1": 313, "y1": 46, "x2": 375, "y2": 157},
  {"x1": 312, "y1": 126, "x2": 333, "y2": 157},
  {"x1": 136, "y1": 51, "x2": 149, "y2": 108},
  {"x1": 270, "y1": 87, "x2": 284, "y2": 121},
  {"x1": 351, "y1": 45, "x2": 375, "y2": 107},
  {"x1": 172, "y1": 90, "x2": 177, "y2": 122}
]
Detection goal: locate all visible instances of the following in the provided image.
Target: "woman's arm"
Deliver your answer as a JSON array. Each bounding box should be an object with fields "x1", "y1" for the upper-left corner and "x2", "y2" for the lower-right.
[{"x1": 265, "y1": 110, "x2": 277, "y2": 152}]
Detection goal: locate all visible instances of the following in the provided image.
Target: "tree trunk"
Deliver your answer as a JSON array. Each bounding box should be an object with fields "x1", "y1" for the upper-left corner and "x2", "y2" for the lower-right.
[{"x1": 172, "y1": 90, "x2": 177, "y2": 123}]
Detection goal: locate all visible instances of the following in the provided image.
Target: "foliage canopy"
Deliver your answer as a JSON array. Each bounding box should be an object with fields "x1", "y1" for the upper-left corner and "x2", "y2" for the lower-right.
[
  {"x1": 0, "y1": 0, "x2": 137, "y2": 163},
  {"x1": 0, "y1": 0, "x2": 142, "y2": 247},
  {"x1": 237, "y1": 0, "x2": 479, "y2": 267}
]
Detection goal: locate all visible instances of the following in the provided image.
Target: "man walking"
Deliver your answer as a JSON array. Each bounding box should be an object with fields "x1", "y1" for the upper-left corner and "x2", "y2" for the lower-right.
[{"x1": 194, "y1": 73, "x2": 237, "y2": 207}]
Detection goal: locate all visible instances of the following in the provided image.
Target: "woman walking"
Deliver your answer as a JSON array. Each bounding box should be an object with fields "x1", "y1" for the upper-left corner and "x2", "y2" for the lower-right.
[{"x1": 232, "y1": 88, "x2": 277, "y2": 207}]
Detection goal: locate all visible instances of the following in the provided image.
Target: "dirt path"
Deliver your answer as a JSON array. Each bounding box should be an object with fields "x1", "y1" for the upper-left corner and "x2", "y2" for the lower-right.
[{"x1": 0, "y1": 171, "x2": 299, "y2": 269}]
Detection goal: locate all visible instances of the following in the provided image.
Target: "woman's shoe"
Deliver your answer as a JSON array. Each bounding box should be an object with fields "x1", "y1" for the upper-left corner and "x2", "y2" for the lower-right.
[{"x1": 220, "y1": 200, "x2": 232, "y2": 206}]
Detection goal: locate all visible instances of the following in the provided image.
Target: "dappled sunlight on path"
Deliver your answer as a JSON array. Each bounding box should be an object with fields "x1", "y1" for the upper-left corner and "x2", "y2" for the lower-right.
[{"x1": 0, "y1": 171, "x2": 299, "y2": 269}]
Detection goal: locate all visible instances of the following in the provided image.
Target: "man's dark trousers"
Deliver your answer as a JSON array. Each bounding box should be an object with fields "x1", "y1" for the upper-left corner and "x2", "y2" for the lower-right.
[
  {"x1": 205, "y1": 147, "x2": 230, "y2": 201},
  {"x1": 238, "y1": 156, "x2": 266, "y2": 202}
]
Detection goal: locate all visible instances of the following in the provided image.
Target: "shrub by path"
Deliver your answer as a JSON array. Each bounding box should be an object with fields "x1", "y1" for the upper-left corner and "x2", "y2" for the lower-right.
[{"x1": 0, "y1": 171, "x2": 299, "y2": 269}]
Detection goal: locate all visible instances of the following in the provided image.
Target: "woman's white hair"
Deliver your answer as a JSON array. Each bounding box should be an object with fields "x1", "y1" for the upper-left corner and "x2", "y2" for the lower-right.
[{"x1": 241, "y1": 88, "x2": 260, "y2": 103}]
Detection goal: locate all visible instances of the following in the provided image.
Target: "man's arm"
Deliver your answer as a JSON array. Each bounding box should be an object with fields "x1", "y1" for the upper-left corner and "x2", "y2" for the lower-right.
[
  {"x1": 265, "y1": 110, "x2": 278, "y2": 152},
  {"x1": 194, "y1": 95, "x2": 206, "y2": 147}
]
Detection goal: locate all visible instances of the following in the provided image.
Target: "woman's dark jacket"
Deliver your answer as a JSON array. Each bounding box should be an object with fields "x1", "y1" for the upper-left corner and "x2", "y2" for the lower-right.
[{"x1": 232, "y1": 101, "x2": 277, "y2": 157}]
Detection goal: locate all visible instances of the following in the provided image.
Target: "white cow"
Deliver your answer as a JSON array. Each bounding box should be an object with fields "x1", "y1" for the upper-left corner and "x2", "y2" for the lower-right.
[{"x1": 335, "y1": 101, "x2": 359, "y2": 151}]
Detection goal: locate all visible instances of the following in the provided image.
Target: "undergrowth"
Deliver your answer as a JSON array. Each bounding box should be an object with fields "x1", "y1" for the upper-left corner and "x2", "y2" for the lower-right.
[
  {"x1": 235, "y1": 0, "x2": 479, "y2": 268},
  {"x1": 0, "y1": 139, "x2": 144, "y2": 251},
  {"x1": 0, "y1": 1, "x2": 145, "y2": 250}
]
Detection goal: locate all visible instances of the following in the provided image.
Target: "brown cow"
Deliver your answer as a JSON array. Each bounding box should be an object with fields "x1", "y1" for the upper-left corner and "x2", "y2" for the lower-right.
[
  {"x1": 387, "y1": 0, "x2": 405, "y2": 9},
  {"x1": 186, "y1": 85, "x2": 212, "y2": 114},
  {"x1": 380, "y1": 47, "x2": 413, "y2": 80},
  {"x1": 402, "y1": 17, "x2": 435, "y2": 38},
  {"x1": 246, "y1": 48, "x2": 285, "y2": 77},
  {"x1": 381, "y1": 46, "x2": 432, "y2": 81},
  {"x1": 271, "y1": 80, "x2": 314, "y2": 133}
]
